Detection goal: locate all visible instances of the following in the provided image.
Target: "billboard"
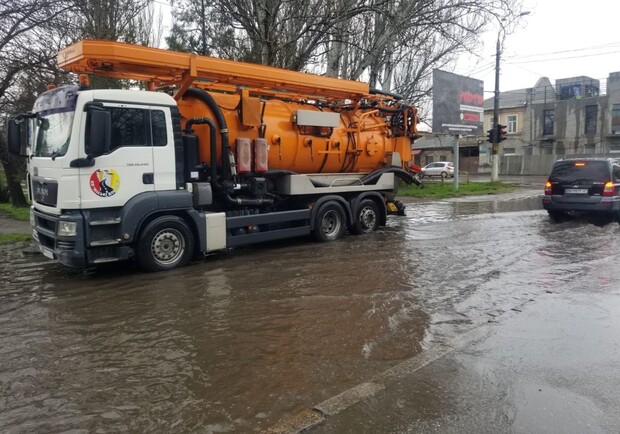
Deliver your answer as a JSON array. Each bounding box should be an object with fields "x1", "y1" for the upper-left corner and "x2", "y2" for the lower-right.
[{"x1": 432, "y1": 70, "x2": 484, "y2": 135}]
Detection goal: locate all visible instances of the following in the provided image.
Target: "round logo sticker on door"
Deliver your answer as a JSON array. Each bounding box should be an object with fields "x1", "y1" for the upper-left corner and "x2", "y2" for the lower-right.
[{"x1": 90, "y1": 169, "x2": 120, "y2": 197}]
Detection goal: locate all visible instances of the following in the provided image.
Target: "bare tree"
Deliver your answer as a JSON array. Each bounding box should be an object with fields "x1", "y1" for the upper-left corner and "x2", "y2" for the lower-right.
[
  {"x1": 167, "y1": 0, "x2": 379, "y2": 70},
  {"x1": 167, "y1": 0, "x2": 522, "y2": 104},
  {"x1": 0, "y1": 0, "x2": 73, "y2": 206}
]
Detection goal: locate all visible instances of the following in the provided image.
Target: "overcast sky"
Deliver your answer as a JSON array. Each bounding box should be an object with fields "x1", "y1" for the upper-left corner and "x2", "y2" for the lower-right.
[
  {"x1": 155, "y1": 0, "x2": 618, "y2": 97},
  {"x1": 455, "y1": 0, "x2": 620, "y2": 96}
]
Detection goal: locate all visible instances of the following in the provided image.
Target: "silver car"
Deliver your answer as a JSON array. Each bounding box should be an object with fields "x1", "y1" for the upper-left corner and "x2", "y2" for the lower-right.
[{"x1": 420, "y1": 162, "x2": 455, "y2": 178}]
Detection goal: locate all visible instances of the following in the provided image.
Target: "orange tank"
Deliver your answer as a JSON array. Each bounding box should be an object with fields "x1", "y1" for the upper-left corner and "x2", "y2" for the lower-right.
[
  {"x1": 178, "y1": 91, "x2": 413, "y2": 174},
  {"x1": 57, "y1": 39, "x2": 415, "y2": 174}
]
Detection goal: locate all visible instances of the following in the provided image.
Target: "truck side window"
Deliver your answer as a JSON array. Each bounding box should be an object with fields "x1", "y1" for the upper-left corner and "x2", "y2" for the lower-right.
[
  {"x1": 86, "y1": 106, "x2": 168, "y2": 153},
  {"x1": 109, "y1": 108, "x2": 148, "y2": 151},
  {"x1": 151, "y1": 110, "x2": 167, "y2": 146}
]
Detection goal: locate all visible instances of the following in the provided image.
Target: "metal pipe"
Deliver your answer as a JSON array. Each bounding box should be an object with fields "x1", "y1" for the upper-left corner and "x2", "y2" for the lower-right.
[{"x1": 184, "y1": 117, "x2": 218, "y2": 186}]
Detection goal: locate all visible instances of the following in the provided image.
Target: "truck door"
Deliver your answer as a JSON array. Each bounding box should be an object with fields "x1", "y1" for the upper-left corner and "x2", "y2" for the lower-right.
[
  {"x1": 79, "y1": 103, "x2": 155, "y2": 210},
  {"x1": 150, "y1": 106, "x2": 177, "y2": 192}
]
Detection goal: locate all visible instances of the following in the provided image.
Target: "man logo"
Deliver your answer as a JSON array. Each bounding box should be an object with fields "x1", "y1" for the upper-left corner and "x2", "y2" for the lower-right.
[{"x1": 90, "y1": 169, "x2": 120, "y2": 197}]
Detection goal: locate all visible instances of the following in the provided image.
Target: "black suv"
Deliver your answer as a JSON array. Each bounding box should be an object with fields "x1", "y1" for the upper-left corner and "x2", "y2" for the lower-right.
[{"x1": 543, "y1": 157, "x2": 620, "y2": 221}]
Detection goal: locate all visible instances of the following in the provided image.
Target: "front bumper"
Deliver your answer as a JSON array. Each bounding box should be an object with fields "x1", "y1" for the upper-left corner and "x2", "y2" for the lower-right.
[{"x1": 32, "y1": 208, "x2": 87, "y2": 268}]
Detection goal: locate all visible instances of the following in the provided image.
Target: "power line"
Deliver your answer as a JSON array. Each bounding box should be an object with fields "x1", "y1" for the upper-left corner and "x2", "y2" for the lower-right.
[
  {"x1": 505, "y1": 41, "x2": 620, "y2": 61},
  {"x1": 508, "y1": 49, "x2": 620, "y2": 65}
]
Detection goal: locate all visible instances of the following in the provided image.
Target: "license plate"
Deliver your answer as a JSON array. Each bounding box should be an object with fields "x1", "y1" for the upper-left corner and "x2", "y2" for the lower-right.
[
  {"x1": 40, "y1": 247, "x2": 54, "y2": 259},
  {"x1": 565, "y1": 188, "x2": 588, "y2": 194}
]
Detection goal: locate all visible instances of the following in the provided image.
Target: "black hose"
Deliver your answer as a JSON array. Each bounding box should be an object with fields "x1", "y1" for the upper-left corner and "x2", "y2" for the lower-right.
[
  {"x1": 225, "y1": 195, "x2": 274, "y2": 207},
  {"x1": 184, "y1": 117, "x2": 218, "y2": 186},
  {"x1": 369, "y1": 88, "x2": 404, "y2": 101},
  {"x1": 184, "y1": 87, "x2": 232, "y2": 181},
  {"x1": 361, "y1": 167, "x2": 419, "y2": 186}
]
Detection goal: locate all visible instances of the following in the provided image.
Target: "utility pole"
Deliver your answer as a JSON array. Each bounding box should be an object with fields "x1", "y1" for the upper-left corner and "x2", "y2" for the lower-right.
[
  {"x1": 490, "y1": 11, "x2": 530, "y2": 183},
  {"x1": 491, "y1": 35, "x2": 501, "y2": 182}
]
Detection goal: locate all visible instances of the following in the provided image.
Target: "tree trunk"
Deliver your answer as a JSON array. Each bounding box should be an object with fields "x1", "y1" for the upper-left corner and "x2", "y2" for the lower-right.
[{"x1": 0, "y1": 142, "x2": 28, "y2": 207}]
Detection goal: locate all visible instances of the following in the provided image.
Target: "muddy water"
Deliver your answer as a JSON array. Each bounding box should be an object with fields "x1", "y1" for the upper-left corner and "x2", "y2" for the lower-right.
[{"x1": 2, "y1": 188, "x2": 609, "y2": 433}]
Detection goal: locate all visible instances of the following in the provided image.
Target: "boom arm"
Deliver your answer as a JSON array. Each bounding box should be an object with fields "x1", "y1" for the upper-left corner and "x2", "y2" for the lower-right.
[{"x1": 58, "y1": 40, "x2": 371, "y2": 102}]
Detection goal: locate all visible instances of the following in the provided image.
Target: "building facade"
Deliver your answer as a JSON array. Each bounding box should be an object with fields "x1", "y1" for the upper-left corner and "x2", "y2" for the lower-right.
[{"x1": 481, "y1": 72, "x2": 620, "y2": 175}]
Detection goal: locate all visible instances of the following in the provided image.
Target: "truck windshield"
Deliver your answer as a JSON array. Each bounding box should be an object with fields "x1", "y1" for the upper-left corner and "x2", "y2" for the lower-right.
[{"x1": 34, "y1": 110, "x2": 75, "y2": 157}]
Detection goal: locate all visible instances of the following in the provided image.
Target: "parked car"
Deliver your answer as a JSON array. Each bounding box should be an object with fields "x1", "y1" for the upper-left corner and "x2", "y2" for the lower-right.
[
  {"x1": 420, "y1": 162, "x2": 455, "y2": 178},
  {"x1": 542, "y1": 157, "x2": 620, "y2": 221}
]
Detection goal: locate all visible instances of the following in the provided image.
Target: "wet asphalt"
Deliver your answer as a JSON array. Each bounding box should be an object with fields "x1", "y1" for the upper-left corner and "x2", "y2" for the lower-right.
[
  {"x1": 308, "y1": 287, "x2": 620, "y2": 433},
  {"x1": 3, "y1": 182, "x2": 620, "y2": 433}
]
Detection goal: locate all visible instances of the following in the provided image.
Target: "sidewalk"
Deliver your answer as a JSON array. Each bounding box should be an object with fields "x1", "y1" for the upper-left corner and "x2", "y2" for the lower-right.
[
  {"x1": 0, "y1": 213, "x2": 30, "y2": 234},
  {"x1": 306, "y1": 292, "x2": 620, "y2": 433},
  {"x1": 464, "y1": 173, "x2": 547, "y2": 187}
]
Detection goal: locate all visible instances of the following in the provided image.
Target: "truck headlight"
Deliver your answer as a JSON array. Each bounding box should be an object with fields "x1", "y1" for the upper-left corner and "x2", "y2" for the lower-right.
[{"x1": 58, "y1": 221, "x2": 78, "y2": 237}]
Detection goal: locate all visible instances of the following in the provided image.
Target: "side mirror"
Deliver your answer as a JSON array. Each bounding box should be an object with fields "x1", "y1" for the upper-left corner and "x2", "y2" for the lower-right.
[
  {"x1": 89, "y1": 110, "x2": 111, "y2": 156},
  {"x1": 7, "y1": 117, "x2": 24, "y2": 156}
]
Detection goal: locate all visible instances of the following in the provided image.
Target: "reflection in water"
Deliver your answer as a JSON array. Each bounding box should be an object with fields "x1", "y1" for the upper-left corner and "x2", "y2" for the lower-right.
[
  {"x1": 0, "y1": 237, "x2": 430, "y2": 432},
  {"x1": 3, "y1": 189, "x2": 619, "y2": 432}
]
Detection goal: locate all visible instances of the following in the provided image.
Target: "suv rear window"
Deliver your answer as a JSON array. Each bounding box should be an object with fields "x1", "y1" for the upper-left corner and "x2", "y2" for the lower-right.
[{"x1": 550, "y1": 161, "x2": 609, "y2": 183}]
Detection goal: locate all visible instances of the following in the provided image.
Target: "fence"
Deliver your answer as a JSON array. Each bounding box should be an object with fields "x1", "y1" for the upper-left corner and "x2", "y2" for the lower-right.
[{"x1": 500, "y1": 155, "x2": 557, "y2": 175}]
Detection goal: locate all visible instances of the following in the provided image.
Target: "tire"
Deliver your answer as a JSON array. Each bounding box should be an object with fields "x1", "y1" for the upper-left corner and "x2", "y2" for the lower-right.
[
  {"x1": 313, "y1": 202, "x2": 346, "y2": 242},
  {"x1": 137, "y1": 216, "x2": 194, "y2": 272},
  {"x1": 548, "y1": 210, "x2": 567, "y2": 222},
  {"x1": 351, "y1": 199, "x2": 380, "y2": 235},
  {"x1": 418, "y1": 172, "x2": 425, "y2": 179},
  {"x1": 440, "y1": 171, "x2": 448, "y2": 179}
]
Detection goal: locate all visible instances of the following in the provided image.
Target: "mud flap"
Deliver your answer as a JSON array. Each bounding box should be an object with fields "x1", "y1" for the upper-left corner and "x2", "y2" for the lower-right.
[{"x1": 387, "y1": 200, "x2": 406, "y2": 216}]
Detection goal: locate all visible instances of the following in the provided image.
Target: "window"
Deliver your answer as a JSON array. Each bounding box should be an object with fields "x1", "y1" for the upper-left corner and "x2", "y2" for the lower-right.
[
  {"x1": 426, "y1": 156, "x2": 434, "y2": 165},
  {"x1": 524, "y1": 146, "x2": 533, "y2": 156},
  {"x1": 542, "y1": 146, "x2": 552, "y2": 155},
  {"x1": 86, "y1": 107, "x2": 168, "y2": 154},
  {"x1": 555, "y1": 144, "x2": 565, "y2": 155},
  {"x1": 439, "y1": 155, "x2": 446, "y2": 161},
  {"x1": 584, "y1": 144, "x2": 595, "y2": 154},
  {"x1": 610, "y1": 144, "x2": 620, "y2": 153},
  {"x1": 503, "y1": 147, "x2": 516, "y2": 155},
  {"x1": 612, "y1": 104, "x2": 620, "y2": 135},
  {"x1": 507, "y1": 115, "x2": 517, "y2": 133},
  {"x1": 151, "y1": 110, "x2": 167, "y2": 146},
  {"x1": 585, "y1": 105, "x2": 597, "y2": 134},
  {"x1": 613, "y1": 164, "x2": 620, "y2": 181},
  {"x1": 543, "y1": 109, "x2": 554, "y2": 136}
]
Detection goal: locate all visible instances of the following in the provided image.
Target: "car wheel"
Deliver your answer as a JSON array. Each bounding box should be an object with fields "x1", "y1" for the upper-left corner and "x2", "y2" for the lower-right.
[
  {"x1": 351, "y1": 199, "x2": 380, "y2": 235},
  {"x1": 313, "y1": 202, "x2": 346, "y2": 242},
  {"x1": 137, "y1": 216, "x2": 194, "y2": 272},
  {"x1": 418, "y1": 172, "x2": 425, "y2": 179},
  {"x1": 548, "y1": 210, "x2": 567, "y2": 222},
  {"x1": 440, "y1": 171, "x2": 448, "y2": 179}
]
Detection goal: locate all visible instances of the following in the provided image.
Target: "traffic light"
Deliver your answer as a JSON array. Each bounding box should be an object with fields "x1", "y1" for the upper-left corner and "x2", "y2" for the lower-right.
[
  {"x1": 497, "y1": 124, "x2": 507, "y2": 142},
  {"x1": 487, "y1": 128, "x2": 497, "y2": 143}
]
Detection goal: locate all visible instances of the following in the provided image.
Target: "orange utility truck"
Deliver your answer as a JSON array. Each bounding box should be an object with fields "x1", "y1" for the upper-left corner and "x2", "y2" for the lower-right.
[{"x1": 7, "y1": 40, "x2": 419, "y2": 271}]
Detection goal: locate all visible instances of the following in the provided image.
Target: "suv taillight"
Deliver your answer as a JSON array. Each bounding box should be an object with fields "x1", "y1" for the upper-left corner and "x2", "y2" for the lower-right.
[
  {"x1": 603, "y1": 181, "x2": 615, "y2": 197},
  {"x1": 544, "y1": 181, "x2": 552, "y2": 195}
]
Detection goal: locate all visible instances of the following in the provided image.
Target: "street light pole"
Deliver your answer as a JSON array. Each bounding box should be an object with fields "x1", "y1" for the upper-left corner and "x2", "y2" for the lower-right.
[
  {"x1": 491, "y1": 34, "x2": 501, "y2": 182},
  {"x1": 490, "y1": 11, "x2": 530, "y2": 183}
]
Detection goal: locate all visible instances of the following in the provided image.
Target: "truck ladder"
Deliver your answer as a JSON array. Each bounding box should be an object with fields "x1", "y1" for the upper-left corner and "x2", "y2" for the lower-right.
[{"x1": 57, "y1": 40, "x2": 371, "y2": 102}]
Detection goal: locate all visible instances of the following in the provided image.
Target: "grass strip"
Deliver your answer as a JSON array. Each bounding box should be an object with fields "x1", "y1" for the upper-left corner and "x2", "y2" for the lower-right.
[
  {"x1": 0, "y1": 203, "x2": 30, "y2": 221},
  {"x1": 0, "y1": 233, "x2": 31, "y2": 245},
  {"x1": 398, "y1": 181, "x2": 517, "y2": 198}
]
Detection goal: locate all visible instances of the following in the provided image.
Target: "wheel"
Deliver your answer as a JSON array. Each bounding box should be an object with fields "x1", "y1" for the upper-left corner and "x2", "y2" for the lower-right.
[
  {"x1": 351, "y1": 199, "x2": 380, "y2": 235},
  {"x1": 440, "y1": 171, "x2": 448, "y2": 179},
  {"x1": 313, "y1": 202, "x2": 346, "y2": 242},
  {"x1": 137, "y1": 216, "x2": 194, "y2": 272},
  {"x1": 418, "y1": 172, "x2": 425, "y2": 179},
  {"x1": 548, "y1": 210, "x2": 567, "y2": 222}
]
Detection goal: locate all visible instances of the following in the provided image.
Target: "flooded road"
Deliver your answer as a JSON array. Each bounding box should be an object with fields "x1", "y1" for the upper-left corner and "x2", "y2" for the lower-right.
[{"x1": 2, "y1": 187, "x2": 619, "y2": 432}]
